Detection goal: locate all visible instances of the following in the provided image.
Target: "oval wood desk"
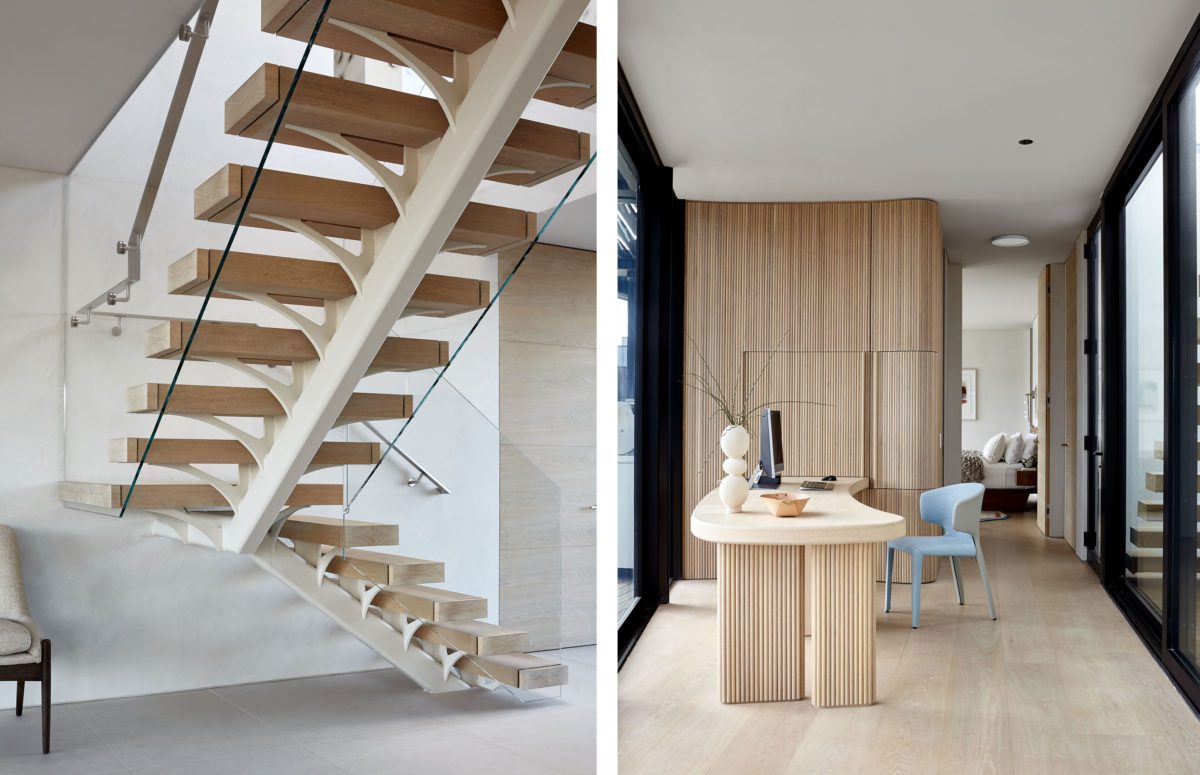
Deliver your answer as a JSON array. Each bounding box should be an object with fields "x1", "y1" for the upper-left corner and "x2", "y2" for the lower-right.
[{"x1": 691, "y1": 476, "x2": 904, "y2": 708}]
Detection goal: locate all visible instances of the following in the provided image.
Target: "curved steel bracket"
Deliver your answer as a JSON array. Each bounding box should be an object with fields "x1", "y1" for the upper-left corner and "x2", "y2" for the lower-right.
[
  {"x1": 176, "y1": 414, "x2": 272, "y2": 466},
  {"x1": 288, "y1": 125, "x2": 416, "y2": 216},
  {"x1": 224, "y1": 290, "x2": 336, "y2": 355},
  {"x1": 359, "y1": 583, "x2": 384, "y2": 619},
  {"x1": 537, "y1": 75, "x2": 591, "y2": 92},
  {"x1": 255, "y1": 215, "x2": 373, "y2": 293},
  {"x1": 204, "y1": 356, "x2": 302, "y2": 416},
  {"x1": 485, "y1": 164, "x2": 537, "y2": 181},
  {"x1": 328, "y1": 19, "x2": 468, "y2": 128},
  {"x1": 159, "y1": 464, "x2": 241, "y2": 508}
]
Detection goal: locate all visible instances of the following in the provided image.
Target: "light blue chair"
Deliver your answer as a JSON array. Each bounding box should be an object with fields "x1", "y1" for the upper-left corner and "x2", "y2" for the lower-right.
[{"x1": 884, "y1": 483, "x2": 996, "y2": 629}]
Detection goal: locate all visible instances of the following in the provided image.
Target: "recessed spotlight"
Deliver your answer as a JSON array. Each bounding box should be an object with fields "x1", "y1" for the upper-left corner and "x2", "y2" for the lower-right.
[
  {"x1": 991, "y1": 234, "x2": 1031, "y2": 248},
  {"x1": 1018, "y1": 138, "x2": 1034, "y2": 145}
]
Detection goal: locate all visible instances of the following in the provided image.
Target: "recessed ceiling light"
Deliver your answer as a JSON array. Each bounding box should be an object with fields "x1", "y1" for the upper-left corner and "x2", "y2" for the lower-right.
[
  {"x1": 1018, "y1": 138, "x2": 1034, "y2": 145},
  {"x1": 991, "y1": 234, "x2": 1031, "y2": 248}
]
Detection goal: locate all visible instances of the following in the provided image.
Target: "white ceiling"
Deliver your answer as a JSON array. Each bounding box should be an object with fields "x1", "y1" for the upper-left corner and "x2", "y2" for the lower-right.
[
  {"x1": 619, "y1": 0, "x2": 1198, "y2": 327},
  {"x1": 0, "y1": 0, "x2": 203, "y2": 174}
]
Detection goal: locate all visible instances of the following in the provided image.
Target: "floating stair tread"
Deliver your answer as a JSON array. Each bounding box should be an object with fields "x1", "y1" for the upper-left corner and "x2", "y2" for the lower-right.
[
  {"x1": 145, "y1": 320, "x2": 450, "y2": 372},
  {"x1": 375, "y1": 584, "x2": 488, "y2": 621},
  {"x1": 109, "y1": 437, "x2": 379, "y2": 466},
  {"x1": 457, "y1": 652, "x2": 568, "y2": 690},
  {"x1": 227, "y1": 64, "x2": 589, "y2": 185},
  {"x1": 326, "y1": 548, "x2": 445, "y2": 585},
  {"x1": 126, "y1": 383, "x2": 413, "y2": 420},
  {"x1": 1155, "y1": 441, "x2": 1164, "y2": 460},
  {"x1": 168, "y1": 250, "x2": 489, "y2": 316},
  {"x1": 1138, "y1": 498, "x2": 1163, "y2": 519},
  {"x1": 414, "y1": 619, "x2": 528, "y2": 657},
  {"x1": 1145, "y1": 472, "x2": 1163, "y2": 492},
  {"x1": 58, "y1": 481, "x2": 341, "y2": 509},
  {"x1": 261, "y1": 1, "x2": 596, "y2": 108},
  {"x1": 280, "y1": 514, "x2": 398, "y2": 547},
  {"x1": 195, "y1": 165, "x2": 536, "y2": 252}
]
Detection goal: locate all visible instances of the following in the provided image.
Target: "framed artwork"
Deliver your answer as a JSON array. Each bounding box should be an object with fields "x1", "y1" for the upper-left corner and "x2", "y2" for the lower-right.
[{"x1": 961, "y1": 369, "x2": 977, "y2": 420}]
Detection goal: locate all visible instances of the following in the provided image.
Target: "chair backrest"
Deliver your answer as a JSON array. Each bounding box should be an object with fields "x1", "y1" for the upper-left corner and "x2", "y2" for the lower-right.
[
  {"x1": 0, "y1": 525, "x2": 31, "y2": 621},
  {"x1": 919, "y1": 483, "x2": 986, "y2": 539}
]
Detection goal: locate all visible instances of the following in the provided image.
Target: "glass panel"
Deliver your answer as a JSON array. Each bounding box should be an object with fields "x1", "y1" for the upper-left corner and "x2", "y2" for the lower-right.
[
  {"x1": 1180, "y1": 72, "x2": 1200, "y2": 666},
  {"x1": 617, "y1": 141, "x2": 640, "y2": 626},
  {"x1": 1123, "y1": 151, "x2": 1166, "y2": 614}
]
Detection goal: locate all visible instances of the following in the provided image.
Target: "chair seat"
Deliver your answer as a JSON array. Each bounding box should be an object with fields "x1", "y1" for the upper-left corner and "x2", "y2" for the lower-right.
[
  {"x1": 888, "y1": 532, "x2": 976, "y2": 558},
  {"x1": 0, "y1": 619, "x2": 32, "y2": 656}
]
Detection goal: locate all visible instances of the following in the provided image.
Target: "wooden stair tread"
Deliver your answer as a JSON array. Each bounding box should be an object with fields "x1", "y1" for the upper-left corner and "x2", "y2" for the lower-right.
[
  {"x1": 326, "y1": 548, "x2": 444, "y2": 585},
  {"x1": 59, "y1": 481, "x2": 340, "y2": 509},
  {"x1": 109, "y1": 437, "x2": 379, "y2": 466},
  {"x1": 261, "y1": 1, "x2": 595, "y2": 108},
  {"x1": 145, "y1": 320, "x2": 449, "y2": 372},
  {"x1": 227, "y1": 64, "x2": 589, "y2": 185},
  {"x1": 414, "y1": 619, "x2": 528, "y2": 657},
  {"x1": 126, "y1": 383, "x2": 413, "y2": 420},
  {"x1": 375, "y1": 584, "x2": 488, "y2": 621},
  {"x1": 168, "y1": 250, "x2": 489, "y2": 316},
  {"x1": 195, "y1": 164, "x2": 536, "y2": 252},
  {"x1": 280, "y1": 514, "x2": 398, "y2": 547},
  {"x1": 457, "y1": 652, "x2": 568, "y2": 690}
]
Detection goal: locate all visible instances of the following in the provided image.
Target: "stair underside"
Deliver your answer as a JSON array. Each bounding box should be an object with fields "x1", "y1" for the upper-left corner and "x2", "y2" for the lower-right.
[
  {"x1": 261, "y1": 0, "x2": 596, "y2": 108},
  {"x1": 168, "y1": 250, "x2": 489, "y2": 314},
  {"x1": 227, "y1": 64, "x2": 589, "y2": 185},
  {"x1": 109, "y1": 438, "x2": 379, "y2": 466},
  {"x1": 145, "y1": 320, "x2": 450, "y2": 372},
  {"x1": 280, "y1": 514, "x2": 398, "y2": 547},
  {"x1": 126, "y1": 383, "x2": 413, "y2": 420},
  {"x1": 59, "y1": 481, "x2": 341, "y2": 510},
  {"x1": 195, "y1": 164, "x2": 536, "y2": 251}
]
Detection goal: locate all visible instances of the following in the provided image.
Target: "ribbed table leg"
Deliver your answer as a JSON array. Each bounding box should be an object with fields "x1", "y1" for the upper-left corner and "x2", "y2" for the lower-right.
[
  {"x1": 716, "y1": 543, "x2": 805, "y2": 704},
  {"x1": 810, "y1": 542, "x2": 877, "y2": 708}
]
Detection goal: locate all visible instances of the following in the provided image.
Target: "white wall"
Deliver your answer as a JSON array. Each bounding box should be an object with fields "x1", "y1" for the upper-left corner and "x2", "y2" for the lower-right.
[
  {"x1": 961, "y1": 328, "x2": 1032, "y2": 451},
  {"x1": 0, "y1": 1, "x2": 523, "y2": 707}
]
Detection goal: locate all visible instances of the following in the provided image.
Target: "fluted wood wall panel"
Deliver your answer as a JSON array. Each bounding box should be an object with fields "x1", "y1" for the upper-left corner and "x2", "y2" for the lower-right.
[
  {"x1": 872, "y1": 351, "x2": 943, "y2": 489},
  {"x1": 870, "y1": 200, "x2": 943, "y2": 352},
  {"x1": 860, "y1": 488, "x2": 938, "y2": 583},
  {"x1": 772, "y1": 203, "x2": 872, "y2": 352},
  {"x1": 810, "y1": 542, "x2": 877, "y2": 707},
  {"x1": 743, "y1": 351, "x2": 869, "y2": 478},
  {"x1": 684, "y1": 200, "x2": 944, "y2": 579},
  {"x1": 717, "y1": 543, "x2": 806, "y2": 703}
]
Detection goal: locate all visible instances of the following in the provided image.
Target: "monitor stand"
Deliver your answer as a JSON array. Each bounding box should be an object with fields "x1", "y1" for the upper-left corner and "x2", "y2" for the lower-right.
[{"x1": 751, "y1": 462, "x2": 781, "y2": 490}]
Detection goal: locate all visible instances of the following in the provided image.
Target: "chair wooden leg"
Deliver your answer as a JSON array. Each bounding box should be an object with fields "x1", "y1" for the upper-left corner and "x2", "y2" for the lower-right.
[
  {"x1": 15, "y1": 680, "x2": 23, "y2": 716},
  {"x1": 40, "y1": 640, "x2": 50, "y2": 755}
]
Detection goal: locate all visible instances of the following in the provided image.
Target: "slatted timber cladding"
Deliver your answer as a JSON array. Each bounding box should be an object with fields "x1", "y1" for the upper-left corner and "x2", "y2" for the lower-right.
[
  {"x1": 742, "y1": 351, "x2": 870, "y2": 477},
  {"x1": 810, "y1": 542, "x2": 877, "y2": 707},
  {"x1": 683, "y1": 200, "x2": 944, "y2": 579},
  {"x1": 859, "y1": 488, "x2": 937, "y2": 583},
  {"x1": 717, "y1": 543, "x2": 805, "y2": 703},
  {"x1": 870, "y1": 199, "x2": 943, "y2": 352},
  {"x1": 871, "y1": 351, "x2": 943, "y2": 489}
]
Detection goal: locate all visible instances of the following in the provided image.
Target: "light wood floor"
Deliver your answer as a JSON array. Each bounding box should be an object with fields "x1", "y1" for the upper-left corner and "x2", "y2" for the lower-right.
[{"x1": 618, "y1": 512, "x2": 1200, "y2": 774}]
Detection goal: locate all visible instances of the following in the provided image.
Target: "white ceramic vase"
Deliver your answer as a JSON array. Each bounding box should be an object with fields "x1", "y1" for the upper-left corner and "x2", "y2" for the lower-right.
[{"x1": 718, "y1": 424, "x2": 750, "y2": 513}]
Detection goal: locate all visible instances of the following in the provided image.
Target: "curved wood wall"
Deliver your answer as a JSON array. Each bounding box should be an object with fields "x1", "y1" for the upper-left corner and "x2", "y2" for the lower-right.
[{"x1": 683, "y1": 199, "x2": 944, "y2": 581}]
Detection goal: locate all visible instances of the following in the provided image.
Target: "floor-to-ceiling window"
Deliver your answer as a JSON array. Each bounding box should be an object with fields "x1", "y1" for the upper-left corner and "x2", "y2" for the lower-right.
[
  {"x1": 1121, "y1": 151, "x2": 1166, "y2": 615},
  {"x1": 617, "y1": 141, "x2": 640, "y2": 627},
  {"x1": 1099, "y1": 16, "x2": 1200, "y2": 711}
]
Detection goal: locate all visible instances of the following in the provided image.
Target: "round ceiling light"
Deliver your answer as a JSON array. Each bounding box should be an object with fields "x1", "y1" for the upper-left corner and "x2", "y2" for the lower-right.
[{"x1": 991, "y1": 234, "x2": 1031, "y2": 248}]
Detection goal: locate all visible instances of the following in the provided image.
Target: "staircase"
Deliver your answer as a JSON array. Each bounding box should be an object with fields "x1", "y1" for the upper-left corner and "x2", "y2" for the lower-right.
[{"x1": 60, "y1": 0, "x2": 592, "y2": 694}]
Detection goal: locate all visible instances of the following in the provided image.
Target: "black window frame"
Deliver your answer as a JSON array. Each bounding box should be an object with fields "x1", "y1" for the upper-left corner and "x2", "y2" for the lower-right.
[{"x1": 617, "y1": 65, "x2": 685, "y2": 665}]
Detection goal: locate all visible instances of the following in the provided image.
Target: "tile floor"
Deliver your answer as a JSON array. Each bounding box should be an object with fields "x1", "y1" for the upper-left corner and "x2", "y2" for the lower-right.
[{"x1": 0, "y1": 646, "x2": 595, "y2": 774}]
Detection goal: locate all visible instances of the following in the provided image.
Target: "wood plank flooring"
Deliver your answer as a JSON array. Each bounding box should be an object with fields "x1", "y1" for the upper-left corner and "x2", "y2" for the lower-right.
[{"x1": 618, "y1": 512, "x2": 1200, "y2": 774}]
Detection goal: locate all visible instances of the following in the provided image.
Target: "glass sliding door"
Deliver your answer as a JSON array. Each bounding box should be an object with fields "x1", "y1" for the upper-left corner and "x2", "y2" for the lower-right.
[
  {"x1": 617, "y1": 141, "x2": 640, "y2": 627},
  {"x1": 1173, "y1": 68, "x2": 1200, "y2": 676},
  {"x1": 1122, "y1": 151, "x2": 1167, "y2": 615}
]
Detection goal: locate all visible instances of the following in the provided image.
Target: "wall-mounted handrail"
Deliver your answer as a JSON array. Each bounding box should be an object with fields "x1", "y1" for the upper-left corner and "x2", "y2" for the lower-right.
[
  {"x1": 360, "y1": 421, "x2": 451, "y2": 494},
  {"x1": 71, "y1": 0, "x2": 220, "y2": 328}
]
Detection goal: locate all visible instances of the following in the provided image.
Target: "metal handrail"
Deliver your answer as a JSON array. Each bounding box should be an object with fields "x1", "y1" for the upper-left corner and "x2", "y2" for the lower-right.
[
  {"x1": 359, "y1": 422, "x2": 451, "y2": 494},
  {"x1": 71, "y1": 0, "x2": 220, "y2": 327}
]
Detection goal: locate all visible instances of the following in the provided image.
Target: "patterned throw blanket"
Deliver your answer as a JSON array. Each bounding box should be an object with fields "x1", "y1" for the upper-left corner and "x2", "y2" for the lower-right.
[{"x1": 961, "y1": 449, "x2": 984, "y2": 484}]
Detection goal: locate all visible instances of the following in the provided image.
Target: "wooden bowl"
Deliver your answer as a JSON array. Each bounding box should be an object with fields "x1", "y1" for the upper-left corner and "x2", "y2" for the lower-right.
[{"x1": 760, "y1": 493, "x2": 811, "y2": 517}]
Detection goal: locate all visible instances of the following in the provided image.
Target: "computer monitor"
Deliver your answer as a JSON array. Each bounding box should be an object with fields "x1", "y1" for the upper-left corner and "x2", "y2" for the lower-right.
[{"x1": 753, "y1": 408, "x2": 784, "y2": 489}]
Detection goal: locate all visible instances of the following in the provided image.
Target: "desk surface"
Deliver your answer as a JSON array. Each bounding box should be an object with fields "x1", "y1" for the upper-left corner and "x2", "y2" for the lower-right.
[{"x1": 690, "y1": 476, "x2": 906, "y2": 546}]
